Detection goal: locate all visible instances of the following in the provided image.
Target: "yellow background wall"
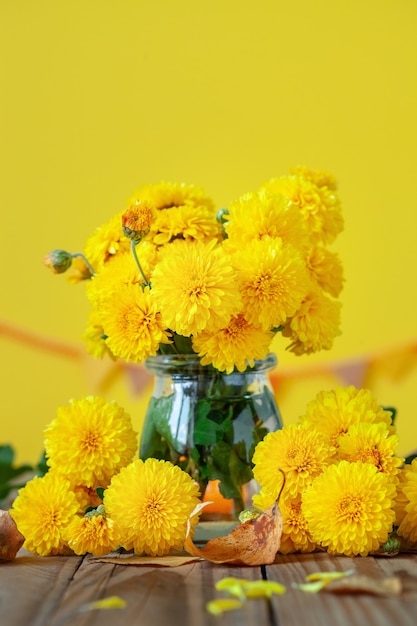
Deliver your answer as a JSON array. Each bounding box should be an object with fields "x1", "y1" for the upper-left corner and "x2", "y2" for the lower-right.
[{"x1": 1, "y1": 0, "x2": 416, "y2": 465}]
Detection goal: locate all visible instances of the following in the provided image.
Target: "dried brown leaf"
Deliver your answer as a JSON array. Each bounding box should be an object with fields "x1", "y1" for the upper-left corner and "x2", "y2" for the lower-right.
[
  {"x1": 93, "y1": 554, "x2": 202, "y2": 567},
  {"x1": 184, "y1": 502, "x2": 282, "y2": 565},
  {"x1": 0, "y1": 509, "x2": 25, "y2": 561},
  {"x1": 325, "y1": 575, "x2": 402, "y2": 596}
]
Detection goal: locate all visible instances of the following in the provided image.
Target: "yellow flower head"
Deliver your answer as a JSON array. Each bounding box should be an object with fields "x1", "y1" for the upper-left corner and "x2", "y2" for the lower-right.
[
  {"x1": 82, "y1": 309, "x2": 116, "y2": 360},
  {"x1": 44, "y1": 396, "x2": 138, "y2": 488},
  {"x1": 306, "y1": 246, "x2": 345, "y2": 298},
  {"x1": 225, "y1": 189, "x2": 309, "y2": 252},
  {"x1": 86, "y1": 246, "x2": 158, "y2": 308},
  {"x1": 289, "y1": 165, "x2": 338, "y2": 190},
  {"x1": 10, "y1": 472, "x2": 79, "y2": 556},
  {"x1": 151, "y1": 239, "x2": 241, "y2": 336},
  {"x1": 262, "y1": 175, "x2": 343, "y2": 245},
  {"x1": 337, "y1": 422, "x2": 403, "y2": 479},
  {"x1": 302, "y1": 460, "x2": 396, "y2": 556},
  {"x1": 232, "y1": 238, "x2": 310, "y2": 330},
  {"x1": 83, "y1": 212, "x2": 131, "y2": 273},
  {"x1": 100, "y1": 284, "x2": 171, "y2": 362},
  {"x1": 62, "y1": 508, "x2": 117, "y2": 556},
  {"x1": 130, "y1": 181, "x2": 214, "y2": 211},
  {"x1": 283, "y1": 288, "x2": 342, "y2": 355},
  {"x1": 73, "y1": 484, "x2": 104, "y2": 514},
  {"x1": 192, "y1": 314, "x2": 274, "y2": 374},
  {"x1": 279, "y1": 494, "x2": 316, "y2": 555},
  {"x1": 151, "y1": 203, "x2": 222, "y2": 245},
  {"x1": 128, "y1": 181, "x2": 218, "y2": 245},
  {"x1": 122, "y1": 200, "x2": 156, "y2": 241},
  {"x1": 301, "y1": 386, "x2": 395, "y2": 448},
  {"x1": 252, "y1": 422, "x2": 335, "y2": 499},
  {"x1": 395, "y1": 459, "x2": 417, "y2": 544},
  {"x1": 103, "y1": 458, "x2": 202, "y2": 556}
]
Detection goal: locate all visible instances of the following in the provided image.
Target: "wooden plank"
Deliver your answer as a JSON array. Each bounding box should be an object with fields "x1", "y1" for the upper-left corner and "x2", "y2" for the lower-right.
[
  {"x1": 267, "y1": 552, "x2": 417, "y2": 626},
  {"x1": 2, "y1": 549, "x2": 416, "y2": 626},
  {"x1": 0, "y1": 550, "x2": 84, "y2": 626},
  {"x1": 48, "y1": 555, "x2": 270, "y2": 626}
]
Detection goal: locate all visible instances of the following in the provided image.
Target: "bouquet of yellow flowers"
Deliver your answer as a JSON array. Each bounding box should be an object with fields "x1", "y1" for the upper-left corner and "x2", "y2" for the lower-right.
[
  {"x1": 44, "y1": 165, "x2": 344, "y2": 371},
  {"x1": 44, "y1": 166, "x2": 345, "y2": 509}
]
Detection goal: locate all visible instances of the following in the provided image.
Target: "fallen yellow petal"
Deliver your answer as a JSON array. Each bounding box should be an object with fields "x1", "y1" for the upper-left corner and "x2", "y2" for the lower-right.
[
  {"x1": 292, "y1": 580, "x2": 328, "y2": 593},
  {"x1": 293, "y1": 569, "x2": 355, "y2": 593},
  {"x1": 81, "y1": 596, "x2": 127, "y2": 611},
  {"x1": 215, "y1": 578, "x2": 246, "y2": 600},
  {"x1": 206, "y1": 598, "x2": 244, "y2": 616},
  {"x1": 242, "y1": 580, "x2": 286, "y2": 599},
  {"x1": 305, "y1": 569, "x2": 355, "y2": 582},
  {"x1": 216, "y1": 577, "x2": 286, "y2": 599}
]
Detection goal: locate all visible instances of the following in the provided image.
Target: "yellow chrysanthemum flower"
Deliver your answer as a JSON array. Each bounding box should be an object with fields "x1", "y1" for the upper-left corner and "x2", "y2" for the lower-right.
[
  {"x1": 301, "y1": 386, "x2": 394, "y2": 448},
  {"x1": 252, "y1": 422, "x2": 335, "y2": 499},
  {"x1": 130, "y1": 181, "x2": 215, "y2": 211},
  {"x1": 151, "y1": 203, "x2": 222, "y2": 245},
  {"x1": 62, "y1": 509, "x2": 117, "y2": 556},
  {"x1": 100, "y1": 284, "x2": 171, "y2": 362},
  {"x1": 305, "y1": 246, "x2": 344, "y2": 298},
  {"x1": 151, "y1": 239, "x2": 241, "y2": 336},
  {"x1": 232, "y1": 239, "x2": 310, "y2": 330},
  {"x1": 82, "y1": 309, "x2": 116, "y2": 360},
  {"x1": 192, "y1": 314, "x2": 274, "y2": 374},
  {"x1": 262, "y1": 175, "x2": 343, "y2": 245},
  {"x1": 83, "y1": 212, "x2": 131, "y2": 273},
  {"x1": 396, "y1": 459, "x2": 417, "y2": 544},
  {"x1": 73, "y1": 484, "x2": 104, "y2": 514},
  {"x1": 103, "y1": 458, "x2": 201, "y2": 556},
  {"x1": 283, "y1": 288, "x2": 342, "y2": 355},
  {"x1": 122, "y1": 200, "x2": 156, "y2": 241},
  {"x1": 393, "y1": 466, "x2": 409, "y2": 527},
  {"x1": 44, "y1": 396, "x2": 138, "y2": 488},
  {"x1": 86, "y1": 246, "x2": 158, "y2": 308},
  {"x1": 127, "y1": 181, "x2": 218, "y2": 246},
  {"x1": 225, "y1": 190, "x2": 309, "y2": 252},
  {"x1": 302, "y1": 460, "x2": 396, "y2": 556},
  {"x1": 279, "y1": 494, "x2": 316, "y2": 554},
  {"x1": 10, "y1": 473, "x2": 79, "y2": 556},
  {"x1": 251, "y1": 486, "x2": 276, "y2": 512},
  {"x1": 289, "y1": 165, "x2": 338, "y2": 191},
  {"x1": 337, "y1": 422, "x2": 403, "y2": 479}
]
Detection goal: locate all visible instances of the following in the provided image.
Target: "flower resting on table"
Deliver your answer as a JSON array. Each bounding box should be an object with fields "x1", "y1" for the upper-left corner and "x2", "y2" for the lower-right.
[
  {"x1": 10, "y1": 473, "x2": 79, "y2": 557},
  {"x1": 104, "y1": 458, "x2": 201, "y2": 556}
]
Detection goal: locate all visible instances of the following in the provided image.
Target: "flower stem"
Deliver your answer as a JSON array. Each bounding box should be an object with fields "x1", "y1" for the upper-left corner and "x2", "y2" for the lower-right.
[
  {"x1": 71, "y1": 252, "x2": 96, "y2": 277},
  {"x1": 130, "y1": 240, "x2": 150, "y2": 286}
]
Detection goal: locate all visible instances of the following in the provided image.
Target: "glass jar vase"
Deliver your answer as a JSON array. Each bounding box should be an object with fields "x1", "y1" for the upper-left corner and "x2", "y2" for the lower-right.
[{"x1": 139, "y1": 353, "x2": 282, "y2": 517}]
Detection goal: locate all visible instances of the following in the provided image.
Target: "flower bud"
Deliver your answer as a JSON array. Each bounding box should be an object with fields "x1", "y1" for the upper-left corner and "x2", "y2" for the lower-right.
[
  {"x1": 122, "y1": 200, "x2": 155, "y2": 242},
  {"x1": 43, "y1": 249, "x2": 73, "y2": 273}
]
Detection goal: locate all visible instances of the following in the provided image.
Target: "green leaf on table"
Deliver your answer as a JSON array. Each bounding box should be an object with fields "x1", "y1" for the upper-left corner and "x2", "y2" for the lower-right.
[{"x1": 0, "y1": 444, "x2": 34, "y2": 503}]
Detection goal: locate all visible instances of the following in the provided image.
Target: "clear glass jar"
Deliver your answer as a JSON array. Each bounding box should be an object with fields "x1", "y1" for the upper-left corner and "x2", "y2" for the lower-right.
[{"x1": 139, "y1": 353, "x2": 282, "y2": 517}]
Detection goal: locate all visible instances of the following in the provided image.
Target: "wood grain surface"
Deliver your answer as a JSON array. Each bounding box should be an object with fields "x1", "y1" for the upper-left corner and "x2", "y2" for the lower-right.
[{"x1": 1, "y1": 550, "x2": 416, "y2": 626}]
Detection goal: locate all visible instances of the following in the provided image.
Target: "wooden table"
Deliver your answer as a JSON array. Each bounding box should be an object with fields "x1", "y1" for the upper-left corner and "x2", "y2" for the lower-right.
[{"x1": 1, "y1": 547, "x2": 416, "y2": 626}]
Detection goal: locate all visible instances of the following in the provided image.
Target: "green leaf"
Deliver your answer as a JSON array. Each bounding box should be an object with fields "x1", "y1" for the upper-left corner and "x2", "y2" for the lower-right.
[
  {"x1": 0, "y1": 444, "x2": 35, "y2": 505},
  {"x1": 0, "y1": 444, "x2": 14, "y2": 465},
  {"x1": 96, "y1": 487, "x2": 105, "y2": 500},
  {"x1": 405, "y1": 452, "x2": 417, "y2": 465}
]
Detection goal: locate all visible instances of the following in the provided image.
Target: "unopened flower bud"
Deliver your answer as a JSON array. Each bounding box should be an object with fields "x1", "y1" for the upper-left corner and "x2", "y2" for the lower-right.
[
  {"x1": 122, "y1": 200, "x2": 155, "y2": 242},
  {"x1": 43, "y1": 249, "x2": 73, "y2": 273}
]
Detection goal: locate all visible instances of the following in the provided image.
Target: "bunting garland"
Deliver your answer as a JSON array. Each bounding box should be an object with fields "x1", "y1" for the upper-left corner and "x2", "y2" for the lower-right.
[{"x1": 1, "y1": 318, "x2": 416, "y2": 396}]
